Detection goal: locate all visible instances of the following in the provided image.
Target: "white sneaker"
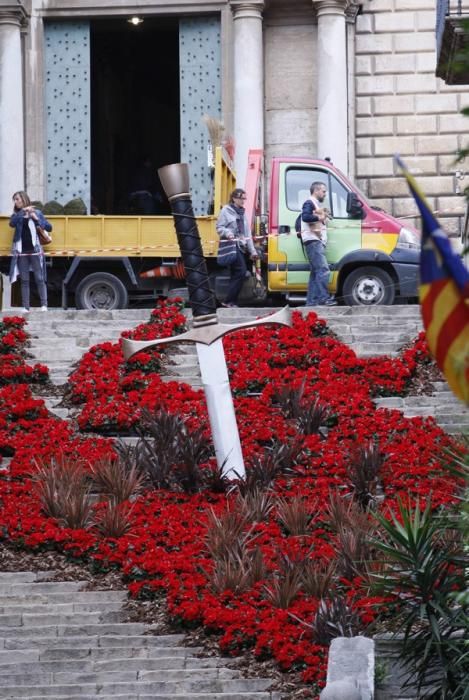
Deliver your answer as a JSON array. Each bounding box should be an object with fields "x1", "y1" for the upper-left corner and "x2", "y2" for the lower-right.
[
  {"x1": 19, "y1": 308, "x2": 29, "y2": 313},
  {"x1": 40, "y1": 306, "x2": 48, "y2": 311}
]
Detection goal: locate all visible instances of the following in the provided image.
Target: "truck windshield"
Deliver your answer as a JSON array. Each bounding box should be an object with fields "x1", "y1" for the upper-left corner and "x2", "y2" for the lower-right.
[{"x1": 285, "y1": 167, "x2": 350, "y2": 219}]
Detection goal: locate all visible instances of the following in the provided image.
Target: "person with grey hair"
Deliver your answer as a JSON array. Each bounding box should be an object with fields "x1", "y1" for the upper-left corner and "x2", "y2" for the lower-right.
[
  {"x1": 9, "y1": 191, "x2": 52, "y2": 312},
  {"x1": 216, "y1": 188, "x2": 258, "y2": 307}
]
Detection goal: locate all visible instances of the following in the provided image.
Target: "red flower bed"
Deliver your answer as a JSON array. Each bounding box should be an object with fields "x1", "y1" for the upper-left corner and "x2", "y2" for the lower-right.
[
  {"x1": 0, "y1": 316, "x2": 48, "y2": 386},
  {"x1": 0, "y1": 300, "x2": 463, "y2": 697}
]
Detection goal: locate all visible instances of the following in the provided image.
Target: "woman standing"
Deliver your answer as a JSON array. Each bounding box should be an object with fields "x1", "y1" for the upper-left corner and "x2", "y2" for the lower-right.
[
  {"x1": 216, "y1": 188, "x2": 258, "y2": 308},
  {"x1": 9, "y1": 191, "x2": 52, "y2": 312}
]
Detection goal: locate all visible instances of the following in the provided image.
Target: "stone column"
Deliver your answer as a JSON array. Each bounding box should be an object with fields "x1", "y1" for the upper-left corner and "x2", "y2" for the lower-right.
[
  {"x1": 0, "y1": 5, "x2": 28, "y2": 214},
  {"x1": 230, "y1": 1, "x2": 265, "y2": 187},
  {"x1": 312, "y1": 0, "x2": 352, "y2": 173}
]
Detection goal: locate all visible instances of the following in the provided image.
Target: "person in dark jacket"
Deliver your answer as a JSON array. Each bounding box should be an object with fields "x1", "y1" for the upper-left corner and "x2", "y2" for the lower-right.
[
  {"x1": 300, "y1": 181, "x2": 337, "y2": 306},
  {"x1": 216, "y1": 188, "x2": 258, "y2": 307},
  {"x1": 9, "y1": 191, "x2": 52, "y2": 312}
]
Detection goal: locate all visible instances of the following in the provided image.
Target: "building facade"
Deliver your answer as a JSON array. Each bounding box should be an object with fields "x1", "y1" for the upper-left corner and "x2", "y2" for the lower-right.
[{"x1": 0, "y1": 0, "x2": 467, "y2": 235}]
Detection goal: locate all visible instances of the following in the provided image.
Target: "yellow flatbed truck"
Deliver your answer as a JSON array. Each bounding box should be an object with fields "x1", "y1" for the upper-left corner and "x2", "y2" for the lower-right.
[{"x1": 0, "y1": 147, "x2": 236, "y2": 309}]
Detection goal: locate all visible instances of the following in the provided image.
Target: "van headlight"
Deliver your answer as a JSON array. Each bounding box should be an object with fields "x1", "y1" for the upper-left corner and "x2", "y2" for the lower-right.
[{"x1": 397, "y1": 226, "x2": 420, "y2": 250}]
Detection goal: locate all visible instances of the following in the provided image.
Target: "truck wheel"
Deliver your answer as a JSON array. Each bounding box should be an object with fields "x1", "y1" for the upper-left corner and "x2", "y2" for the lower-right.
[
  {"x1": 75, "y1": 273, "x2": 129, "y2": 310},
  {"x1": 342, "y1": 267, "x2": 395, "y2": 306}
]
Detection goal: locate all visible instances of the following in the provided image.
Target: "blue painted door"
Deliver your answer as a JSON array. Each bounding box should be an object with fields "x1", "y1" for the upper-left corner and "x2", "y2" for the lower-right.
[
  {"x1": 179, "y1": 16, "x2": 221, "y2": 215},
  {"x1": 44, "y1": 21, "x2": 91, "y2": 212}
]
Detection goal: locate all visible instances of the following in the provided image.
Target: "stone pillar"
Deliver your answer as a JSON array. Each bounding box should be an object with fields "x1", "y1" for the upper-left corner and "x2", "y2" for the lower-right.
[
  {"x1": 0, "y1": 6, "x2": 28, "y2": 214},
  {"x1": 230, "y1": 1, "x2": 265, "y2": 187},
  {"x1": 313, "y1": 0, "x2": 351, "y2": 173}
]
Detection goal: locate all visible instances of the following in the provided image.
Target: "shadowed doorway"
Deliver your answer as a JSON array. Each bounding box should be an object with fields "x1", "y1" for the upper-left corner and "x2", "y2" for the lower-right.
[{"x1": 90, "y1": 17, "x2": 180, "y2": 214}]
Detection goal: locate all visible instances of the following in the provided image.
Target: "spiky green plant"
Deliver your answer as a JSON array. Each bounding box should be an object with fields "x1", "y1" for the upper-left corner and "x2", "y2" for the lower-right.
[{"x1": 371, "y1": 498, "x2": 468, "y2": 698}]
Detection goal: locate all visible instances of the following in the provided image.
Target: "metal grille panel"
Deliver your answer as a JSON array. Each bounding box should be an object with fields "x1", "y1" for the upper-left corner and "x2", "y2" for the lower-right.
[
  {"x1": 179, "y1": 16, "x2": 221, "y2": 215},
  {"x1": 44, "y1": 22, "x2": 91, "y2": 212}
]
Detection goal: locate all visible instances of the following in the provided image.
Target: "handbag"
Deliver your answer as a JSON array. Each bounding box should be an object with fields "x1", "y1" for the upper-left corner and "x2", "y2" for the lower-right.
[
  {"x1": 217, "y1": 238, "x2": 238, "y2": 266},
  {"x1": 36, "y1": 225, "x2": 52, "y2": 246}
]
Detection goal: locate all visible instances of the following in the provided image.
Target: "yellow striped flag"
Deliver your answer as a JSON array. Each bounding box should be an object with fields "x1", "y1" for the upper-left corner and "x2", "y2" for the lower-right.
[{"x1": 396, "y1": 156, "x2": 469, "y2": 405}]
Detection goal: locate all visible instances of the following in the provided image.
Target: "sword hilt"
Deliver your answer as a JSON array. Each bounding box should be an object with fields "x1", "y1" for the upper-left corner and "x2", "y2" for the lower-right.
[{"x1": 159, "y1": 163, "x2": 217, "y2": 319}]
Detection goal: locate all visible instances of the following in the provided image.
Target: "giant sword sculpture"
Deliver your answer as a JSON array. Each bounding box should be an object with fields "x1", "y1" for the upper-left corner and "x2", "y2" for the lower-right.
[{"x1": 122, "y1": 162, "x2": 291, "y2": 479}]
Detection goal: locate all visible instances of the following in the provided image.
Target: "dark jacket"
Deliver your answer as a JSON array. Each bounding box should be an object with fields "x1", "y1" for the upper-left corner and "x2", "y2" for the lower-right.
[
  {"x1": 9, "y1": 209, "x2": 52, "y2": 283},
  {"x1": 9, "y1": 209, "x2": 52, "y2": 246}
]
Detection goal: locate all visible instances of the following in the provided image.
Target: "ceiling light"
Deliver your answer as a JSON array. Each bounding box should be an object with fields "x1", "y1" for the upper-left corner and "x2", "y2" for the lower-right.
[{"x1": 128, "y1": 16, "x2": 143, "y2": 26}]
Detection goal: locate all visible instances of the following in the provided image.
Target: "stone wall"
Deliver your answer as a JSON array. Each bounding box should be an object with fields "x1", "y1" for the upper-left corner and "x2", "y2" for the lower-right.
[
  {"x1": 264, "y1": 12, "x2": 316, "y2": 188},
  {"x1": 355, "y1": 0, "x2": 469, "y2": 236}
]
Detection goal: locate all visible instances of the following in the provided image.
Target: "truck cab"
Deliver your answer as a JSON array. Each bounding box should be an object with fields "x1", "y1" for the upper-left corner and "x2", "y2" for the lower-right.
[{"x1": 265, "y1": 156, "x2": 420, "y2": 305}]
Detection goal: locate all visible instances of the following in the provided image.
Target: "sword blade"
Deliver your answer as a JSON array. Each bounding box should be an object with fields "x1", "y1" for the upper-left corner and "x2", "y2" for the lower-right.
[{"x1": 196, "y1": 339, "x2": 245, "y2": 480}]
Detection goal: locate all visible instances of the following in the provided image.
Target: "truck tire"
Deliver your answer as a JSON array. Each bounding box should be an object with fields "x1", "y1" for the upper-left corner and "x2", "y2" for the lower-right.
[
  {"x1": 342, "y1": 266, "x2": 395, "y2": 306},
  {"x1": 75, "y1": 272, "x2": 129, "y2": 310}
]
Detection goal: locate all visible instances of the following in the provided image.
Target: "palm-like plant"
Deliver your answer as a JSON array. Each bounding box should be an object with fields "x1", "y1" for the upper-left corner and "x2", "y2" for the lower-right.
[{"x1": 371, "y1": 498, "x2": 468, "y2": 698}]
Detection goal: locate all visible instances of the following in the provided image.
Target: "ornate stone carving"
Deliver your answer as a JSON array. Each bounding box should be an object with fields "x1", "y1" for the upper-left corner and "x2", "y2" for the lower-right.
[
  {"x1": 0, "y1": 2, "x2": 29, "y2": 28},
  {"x1": 230, "y1": 1, "x2": 266, "y2": 19},
  {"x1": 312, "y1": 0, "x2": 353, "y2": 16}
]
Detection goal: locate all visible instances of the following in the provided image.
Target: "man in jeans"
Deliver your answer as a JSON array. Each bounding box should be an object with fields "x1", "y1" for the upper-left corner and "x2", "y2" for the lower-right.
[{"x1": 300, "y1": 181, "x2": 337, "y2": 306}]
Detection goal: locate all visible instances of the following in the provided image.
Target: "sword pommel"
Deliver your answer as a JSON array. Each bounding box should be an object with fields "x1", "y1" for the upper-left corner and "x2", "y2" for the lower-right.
[{"x1": 158, "y1": 163, "x2": 190, "y2": 202}]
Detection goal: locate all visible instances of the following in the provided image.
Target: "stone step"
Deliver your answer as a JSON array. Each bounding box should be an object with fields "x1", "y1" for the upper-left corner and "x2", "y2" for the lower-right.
[
  {"x1": 0, "y1": 677, "x2": 273, "y2": 696},
  {"x1": 437, "y1": 423, "x2": 469, "y2": 435},
  {"x1": 0, "y1": 582, "x2": 88, "y2": 596},
  {"x1": 29, "y1": 329, "x2": 125, "y2": 339},
  {"x1": 29, "y1": 348, "x2": 86, "y2": 362},
  {"x1": 2, "y1": 309, "x2": 151, "y2": 321},
  {"x1": 0, "y1": 458, "x2": 11, "y2": 471},
  {"x1": 375, "y1": 396, "x2": 467, "y2": 410},
  {"x1": 0, "y1": 602, "x2": 124, "y2": 616},
  {"x1": 348, "y1": 330, "x2": 415, "y2": 342},
  {"x1": 10, "y1": 611, "x2": 123, "y2": 626},
  {"x1": 29, "y1": 338, "x2": 122, "y2": 352},
  {"x1": 0, "y1": 573, "x2": 41, "y2": 584},
  {"x1": 3, "y1": 634, "x2": 186, "y2": 650},
  {"x1": 350, "y1": 343, "x2": 401, "y2": 357},
  {"x1": 0, "y1": 654, "x2": 220, "y2": 671},
  {"x1": 39, "y1": 645, "x2": 203, "y2": 661},
  {"x1": 402, "y1": 408, "x2": 468, "y2": 419},
  {"x1": 0, "y1": 694, "x2": 279, "y2": 700},
  {"x1": 0, "y1": 591, "x2": 127, "y2": 605},
  {"x1": 161, "y1": 364, "x2": 199, "y2": 378},
  {"x1": 0, "y1": 622, "x2": 150, "y2": 637},
  {"x1": 0, "y1": 666, "x2": 239, "y2": 684},
  {"x1": 161, "y1": 376, "x2": 202, "y2": 388},
  {"x1": 44, "y1": 407, "x2": 71, "y2": 420}
]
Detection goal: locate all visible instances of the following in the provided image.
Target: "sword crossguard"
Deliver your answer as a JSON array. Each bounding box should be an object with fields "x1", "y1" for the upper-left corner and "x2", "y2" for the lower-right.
[{"x1": 122, "y1": 306, "x2": 292, "y2": 360}]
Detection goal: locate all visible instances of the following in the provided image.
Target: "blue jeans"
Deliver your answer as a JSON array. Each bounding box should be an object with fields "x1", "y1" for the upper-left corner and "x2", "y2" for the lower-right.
[
  {"x1": 226, "y1": 247, "x2": 248, "y2": 304},
  {"x1": 305, "y1": 240, "x2": 330, "y2": 305}
]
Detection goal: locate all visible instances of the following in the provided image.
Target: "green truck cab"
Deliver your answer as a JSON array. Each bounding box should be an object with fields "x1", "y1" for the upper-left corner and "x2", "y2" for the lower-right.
[{"x1": 261, "y1": 154, "x2": 420, "y2": 306}]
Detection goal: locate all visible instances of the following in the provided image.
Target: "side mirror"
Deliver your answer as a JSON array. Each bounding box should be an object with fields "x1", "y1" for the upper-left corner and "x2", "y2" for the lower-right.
[
  {"x1": 278, "y1": 225, "x2": 291, "y2": 234},
  {"x1": 346, "y1": 192, "x2": 365, "y2": 219}
]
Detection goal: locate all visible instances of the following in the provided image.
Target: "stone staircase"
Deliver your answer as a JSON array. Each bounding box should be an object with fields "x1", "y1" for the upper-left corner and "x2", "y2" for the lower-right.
[
  {"x1": 1, "y1": 305, "x2": 467, "y2": 435},
  {"x1": 0, "y1": 572, "x2": 278, "y2": 699}
]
